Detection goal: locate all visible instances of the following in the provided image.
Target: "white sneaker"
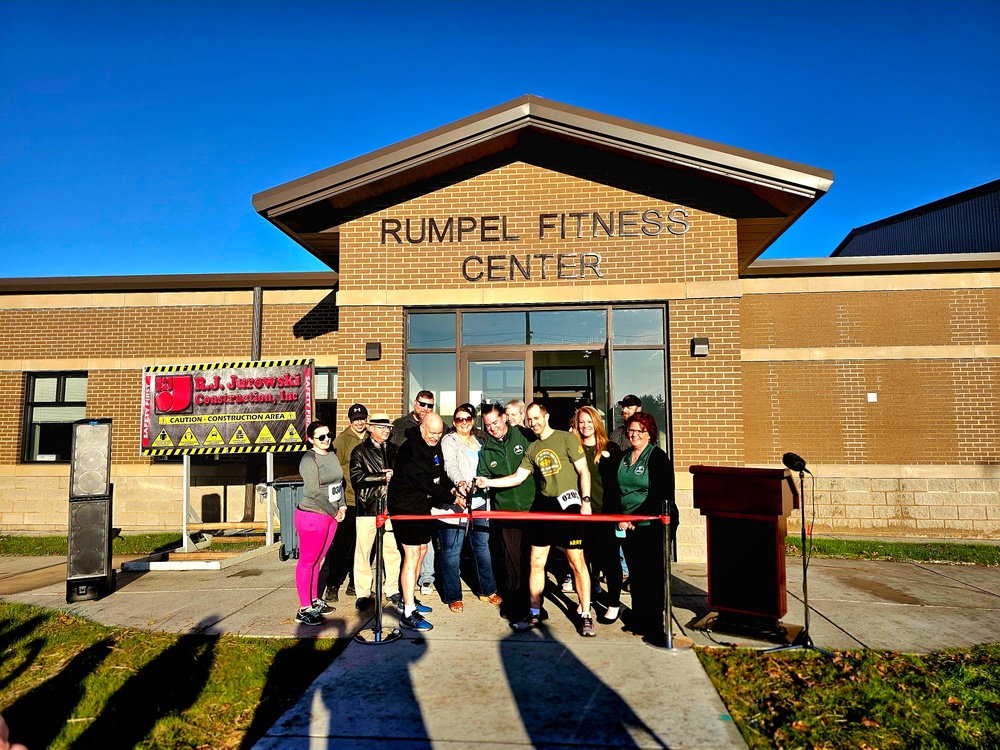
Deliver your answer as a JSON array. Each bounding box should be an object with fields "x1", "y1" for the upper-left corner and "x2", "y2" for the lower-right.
[
  {"x1": 562, "y1": 574, "x2": 574, "y2": 592},
  {"x1": 420, "y1": 582, "x2": 433, "y2": 596}
]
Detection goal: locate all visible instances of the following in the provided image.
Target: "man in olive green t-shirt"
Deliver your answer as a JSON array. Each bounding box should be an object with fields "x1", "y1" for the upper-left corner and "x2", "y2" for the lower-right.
[{"x1": 477, "y1": 402, "x2": 595, "y2": 636}]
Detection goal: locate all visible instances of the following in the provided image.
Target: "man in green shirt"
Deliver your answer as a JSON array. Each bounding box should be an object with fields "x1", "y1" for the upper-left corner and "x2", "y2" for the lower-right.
[{"x1": 477, "y1": 402, "x2": 596, "y2": 637}]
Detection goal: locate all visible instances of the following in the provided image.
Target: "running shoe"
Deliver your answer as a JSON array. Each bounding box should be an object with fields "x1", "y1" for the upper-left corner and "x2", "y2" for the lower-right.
[
  {"x1": 397, "y1": 601, "x2": 433, "y2": 615},
  {"x1": 399, "y1": 611, "x2": 433, "y2": 631},
  {"x1": 511, "y1": 612, "x2": 541, "y2": 631},
  {"x1": 562, "y1": 574, "x2": 574, "y2": 592},
  {"x1": 295, "y1": 607, "x2": 323, "y2": 626},
  {"x1": 419, "y1": 582, "x2": 433, "y2": 596},
  {"x1": 312, "y1": 598, "x2": 335, "y2": 615},
  {"x1": 580, "y1": 612, "x2": 597, "y2": 637}
]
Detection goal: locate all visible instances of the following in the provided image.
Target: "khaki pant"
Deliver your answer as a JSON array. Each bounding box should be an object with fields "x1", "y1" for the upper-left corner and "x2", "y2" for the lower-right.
[{"x1": 353, "y1": 515, "x2": 401, "y2": 599}]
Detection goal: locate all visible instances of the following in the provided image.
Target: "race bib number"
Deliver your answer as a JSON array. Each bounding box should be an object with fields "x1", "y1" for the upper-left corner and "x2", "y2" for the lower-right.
[
  {"x1": 328, "y1": 483, "x2": 344, "y2": 505},
  {"x1": 556, "y1": 489, "x2": 582, "y2": 510}
]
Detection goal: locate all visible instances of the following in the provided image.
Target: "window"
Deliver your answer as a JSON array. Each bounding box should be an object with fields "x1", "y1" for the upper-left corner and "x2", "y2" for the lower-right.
[
  {"x1": 314, "y1": 368, "x2": 338, "y2": 426},
  {"x1": 23, "y1": 372, "x2": 88, "y2": 462}
]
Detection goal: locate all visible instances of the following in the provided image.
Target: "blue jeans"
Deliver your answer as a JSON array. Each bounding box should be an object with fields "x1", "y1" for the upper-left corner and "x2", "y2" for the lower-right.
[
  {"x1": 436, "y1": 519, "x2": 496, "y2": 604},
  {"x1": 419, "y1": 542, "x2": 435, "y2": 586}
]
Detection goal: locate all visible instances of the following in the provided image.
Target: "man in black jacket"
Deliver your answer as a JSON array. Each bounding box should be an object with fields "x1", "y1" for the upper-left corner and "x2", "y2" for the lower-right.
[
  {"x1": 388, "y1": 412, "x2": 464, "y2": 631},
  {"x1": 349, "y1": 413, "x2": 400, "y2": 611}
]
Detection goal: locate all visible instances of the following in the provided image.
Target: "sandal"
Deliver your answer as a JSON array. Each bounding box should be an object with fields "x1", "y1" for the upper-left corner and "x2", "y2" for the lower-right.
[
  {"x1": 478, "y1": 592, "x2": 503, "y2": 605},
  {"x1": 448, "y1": 601, "x2": 464, "y2": 613}
]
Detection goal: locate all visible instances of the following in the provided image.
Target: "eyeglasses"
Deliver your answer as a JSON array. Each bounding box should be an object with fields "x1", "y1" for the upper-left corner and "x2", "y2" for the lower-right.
[
  {"x1": 417, "y1": 400, "x2": 434, "y2": 409},
  {"x1": 453, "y1": 416, "x2": 474, "y2": 424},
  {"x1": 313, "y1": 434, "x2": 332, "y2": 441},
  {"x1": 626, "y1": 429, "x2": 647, "y2": 437},
  {"x1": 370, "y1": 424, "x2": 391, "y2": 431}
]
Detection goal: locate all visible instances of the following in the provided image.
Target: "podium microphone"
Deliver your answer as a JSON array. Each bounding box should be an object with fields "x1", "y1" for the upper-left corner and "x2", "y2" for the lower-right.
[{"x1": 782, "y1": 452, "x2": 811, "y2": 474}]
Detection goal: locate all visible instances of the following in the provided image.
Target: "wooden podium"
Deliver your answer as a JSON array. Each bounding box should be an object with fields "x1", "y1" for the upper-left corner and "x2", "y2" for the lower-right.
[{"x1": 689, "y1": 465, "x2": 799, "y2": 627}]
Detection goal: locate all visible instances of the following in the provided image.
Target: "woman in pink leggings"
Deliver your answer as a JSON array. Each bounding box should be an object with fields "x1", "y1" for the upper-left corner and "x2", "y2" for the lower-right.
[{"x1": 295, "y1": 420, "x2": 347, "y2": 625}]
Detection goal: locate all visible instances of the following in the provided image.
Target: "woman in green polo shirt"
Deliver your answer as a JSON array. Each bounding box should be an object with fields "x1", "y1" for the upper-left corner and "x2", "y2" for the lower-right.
[{"x1": 607, "y1": 411, "x2": 676, "y2": 645}]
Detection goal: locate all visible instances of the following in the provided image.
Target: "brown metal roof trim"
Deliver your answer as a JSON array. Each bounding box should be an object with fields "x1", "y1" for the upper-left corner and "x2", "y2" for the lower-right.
[
  {"x1": 253, "y1": 96, "x2": 833, "y2": 269},
  {"x1": 743, "y1": 253, "x2": 1000, "y2": 277},
  {"x1": 0, "y1": 271, "x2": 339, "y2": 295}
]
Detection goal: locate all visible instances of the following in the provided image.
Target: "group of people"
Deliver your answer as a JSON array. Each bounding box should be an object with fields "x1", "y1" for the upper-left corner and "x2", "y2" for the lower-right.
[{"x1": 291, "y1": 391, "x2": 679, "y2": 645}]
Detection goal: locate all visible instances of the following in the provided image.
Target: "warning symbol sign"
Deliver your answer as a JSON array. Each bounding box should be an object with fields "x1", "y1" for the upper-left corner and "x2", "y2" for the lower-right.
[
  {"x1": 179, "y1": 428, "x2": 200, "y2": 447},
  {"x1": 151, "y1": 429, "x2": 174, "y2": 448},
  {"x1": 204, "y1": 427, "x2": 225, "y2": 446},
  {"x1": 255, "y1": 424, "x2": 276, "y2": 444},
  {"x1": 230, "y1": 425, "x2": 251, "y2": 445},
  {"x1": 281, "y1": 424, "x2": 302, "y2": 443}
]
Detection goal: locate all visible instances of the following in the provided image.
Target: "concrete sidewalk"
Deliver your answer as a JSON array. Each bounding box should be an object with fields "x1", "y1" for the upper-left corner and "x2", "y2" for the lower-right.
[{"x1": 4, "y1": 549, "x2": 1000, "y2": 749}]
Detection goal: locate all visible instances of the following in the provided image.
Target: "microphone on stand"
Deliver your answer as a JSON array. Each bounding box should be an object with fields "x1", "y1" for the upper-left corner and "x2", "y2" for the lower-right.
[{"x1": 782, "y1": 452, "x2": 811, "y2": 474}]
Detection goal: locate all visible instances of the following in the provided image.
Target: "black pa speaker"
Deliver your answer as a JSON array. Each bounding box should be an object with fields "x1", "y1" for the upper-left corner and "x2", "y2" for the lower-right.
[
  {"x1": 69, "y1": 419, "x2": 112, "y2": 500},
  {"x1": 66, "y1": 494, "x2": 116, "y2": 602}
]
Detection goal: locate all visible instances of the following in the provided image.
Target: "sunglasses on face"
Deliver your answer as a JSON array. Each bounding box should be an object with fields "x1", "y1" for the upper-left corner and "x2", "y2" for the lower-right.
[
  {"x1": 417, "y1": 400, "x2": 434, "y2": 409},
  {"x1": 313, "y1": 434, "x2": 332, "y2": 441},
  {"x1": 453, "y1": 416, "x2": 474, "y2": 424}
]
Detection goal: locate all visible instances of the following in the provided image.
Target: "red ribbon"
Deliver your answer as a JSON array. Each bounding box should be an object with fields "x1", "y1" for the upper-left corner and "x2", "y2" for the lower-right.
[{"x1": 379, "y1": 510, "x2": 670, "y2": 524}]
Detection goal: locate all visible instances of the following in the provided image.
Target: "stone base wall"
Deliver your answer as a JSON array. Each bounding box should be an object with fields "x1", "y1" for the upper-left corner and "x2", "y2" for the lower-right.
[{"x1": 786, "y1": 472, "x2": 1000, "y2": 539}]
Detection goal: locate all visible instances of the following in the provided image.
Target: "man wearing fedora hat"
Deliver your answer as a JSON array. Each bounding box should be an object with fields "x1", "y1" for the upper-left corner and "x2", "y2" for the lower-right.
[
  {"x1": 320, "y1": 403, "x2": 369, "y2": 601},
  {"x1": 349, "y1": 412, "x2": 401, "y2": 610}
]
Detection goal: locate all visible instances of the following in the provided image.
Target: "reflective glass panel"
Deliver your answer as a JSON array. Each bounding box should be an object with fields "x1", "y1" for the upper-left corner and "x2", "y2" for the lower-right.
[
  {"x1": 462, "y1": 312, "x2": 526, "y2": 346},
  {"x1": 64, "y1": 377, "x2": 88, "y2": 401},
  {"x1": 612, "y1": 308, "x2": 664, "y2": 346},
  {"x1": 407, "y1": 353, "x2": 457, "y2": 417},
  {"x1": 467, "y1": 359, "x2": 524, "y2": 419},
  {"x1": 408, "y1": 313, "x2": 456, "y2": 348},
  {"x1": 528, "y1": 310, "x2": 607, "y2": 345},
  {"x1": 612, "y1": 349, "x2": 667, "y2": 449}
]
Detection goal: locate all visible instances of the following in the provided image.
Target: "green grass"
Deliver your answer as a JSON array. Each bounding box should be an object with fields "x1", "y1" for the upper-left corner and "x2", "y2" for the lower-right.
[
  {"x1": 0, "y1": 601, "x2": 348, "y2": 749},
  {"x1": 0, "y1": 533, "x2": 265, "y2": 557},
  {"x1": 785, "y1": 536, "x2": 1000, "y2": 566},
  {"x1": 698, "y1": 645, "x2": 1000, "y2": 749}
]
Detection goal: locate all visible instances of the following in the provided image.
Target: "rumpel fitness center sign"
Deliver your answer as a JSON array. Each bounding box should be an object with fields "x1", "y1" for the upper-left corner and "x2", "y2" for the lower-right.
[
  {"x1": 379, "y1": 207, "x2": 691, "y2": 282},
  {"x1": 140, "y1": 360, "x2": 313, "y2": 456}
]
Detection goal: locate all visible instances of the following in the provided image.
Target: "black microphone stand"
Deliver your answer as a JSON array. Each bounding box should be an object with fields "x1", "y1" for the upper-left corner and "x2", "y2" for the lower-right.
[
  {"x1": 355, "y1": 491, "x2": 401, "y2": 645},
  {"x1": 767, "y1": 465, "x2": 831, "y2": 656}
]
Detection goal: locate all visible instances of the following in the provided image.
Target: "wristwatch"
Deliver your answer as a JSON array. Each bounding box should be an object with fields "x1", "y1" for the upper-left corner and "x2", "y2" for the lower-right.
[{"x1": 582, "y1": 496, "x2": 592, "y2": 503}]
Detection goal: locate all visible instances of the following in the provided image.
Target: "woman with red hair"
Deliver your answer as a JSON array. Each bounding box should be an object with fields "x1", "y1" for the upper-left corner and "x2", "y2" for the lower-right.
[{"x1": 606, "y1": 411, "x2": 677, "y2": 646}]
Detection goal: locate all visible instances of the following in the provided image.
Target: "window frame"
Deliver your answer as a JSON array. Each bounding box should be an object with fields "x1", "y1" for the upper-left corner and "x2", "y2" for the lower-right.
[{"x1": 22, "y1": 371, "x2": 88, "y2": 464}]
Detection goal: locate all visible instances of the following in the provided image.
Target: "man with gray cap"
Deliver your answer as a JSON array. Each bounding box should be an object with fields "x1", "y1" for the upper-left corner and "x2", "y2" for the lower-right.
[
  {"x1": 608, "y1": 395, "x2": 642, "y2": 452},
  {"x1": 320, "y1": 403, "x2": 368, "y2": 601},
  {"x1": 349, "y1": 412, "x2": 401, "y2": 610}
]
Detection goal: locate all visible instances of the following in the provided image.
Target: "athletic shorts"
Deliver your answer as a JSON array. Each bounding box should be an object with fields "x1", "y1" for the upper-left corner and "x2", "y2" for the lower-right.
[
  {"x1": 526, "y1": 497, "x2": 584, "y2": 550},
  {"x1": 392, "y1": 519, "x2": 433, "y2": 546}
]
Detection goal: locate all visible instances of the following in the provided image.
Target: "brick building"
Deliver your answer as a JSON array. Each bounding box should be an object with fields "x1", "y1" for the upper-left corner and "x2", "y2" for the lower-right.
[{"x1": 2, "y1": 97, "x2": 997, "y2": 561}]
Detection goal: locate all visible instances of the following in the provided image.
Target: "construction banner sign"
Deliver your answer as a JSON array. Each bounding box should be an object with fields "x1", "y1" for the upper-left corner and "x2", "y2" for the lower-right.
[{"x1": 140, "y1": 360, "x2": 313, "y2": 456}]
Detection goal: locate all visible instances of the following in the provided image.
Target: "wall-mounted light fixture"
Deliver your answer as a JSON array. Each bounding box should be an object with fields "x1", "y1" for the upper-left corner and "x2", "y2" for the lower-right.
[
  {"x1": 365, "y1": 342, "x2": 382, "y2": 361},
  {"x1": 690, "y1": 338, "x2": 709, "y2": 357}
]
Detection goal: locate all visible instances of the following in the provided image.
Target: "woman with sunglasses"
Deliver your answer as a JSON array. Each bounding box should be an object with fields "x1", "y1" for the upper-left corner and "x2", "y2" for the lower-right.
[
  {"x1": 295, "y1": 420, "x2": 347, "y2": 626},
  {"x1": 570, "y1": 405, "x2": 625, "y2": 624},
  {"x1": 606, "y1": 411, "x2": 677, "y2": 646},
  {"x1": 438, "y1": 403, "x2": 501, "y2": 612}
]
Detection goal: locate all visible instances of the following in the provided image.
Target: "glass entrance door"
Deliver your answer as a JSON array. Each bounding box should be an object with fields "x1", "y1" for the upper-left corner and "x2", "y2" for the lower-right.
[{"x1": 461, "y1": 352, "x2": 528, "y2": 420}]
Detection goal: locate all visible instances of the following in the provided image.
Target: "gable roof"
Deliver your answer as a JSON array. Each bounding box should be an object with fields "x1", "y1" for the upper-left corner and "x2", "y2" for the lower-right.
[
  {"x1": 253, "y1": 95, "x2": 833, "y2": 273},
  {"x1": 831, "y1": 179, "x2": 1000, "y2": 257}
]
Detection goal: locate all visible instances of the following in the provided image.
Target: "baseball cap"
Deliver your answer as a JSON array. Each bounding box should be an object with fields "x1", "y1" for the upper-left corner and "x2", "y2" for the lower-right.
[
  {"x1": 620, "y1": 394, "x2": 642, "y2": 408},
  {"x1": 347, "y1": 403, "x2": 369, "y2": 421}
]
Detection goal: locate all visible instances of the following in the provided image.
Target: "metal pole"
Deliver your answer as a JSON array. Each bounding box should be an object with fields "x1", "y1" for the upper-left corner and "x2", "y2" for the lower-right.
[
  {"x1": 182, "y1": 454, "x2": 191, "y2": 552},
  {"x1": 266, "y1": 452, "x2": 275, "y2": 546}
]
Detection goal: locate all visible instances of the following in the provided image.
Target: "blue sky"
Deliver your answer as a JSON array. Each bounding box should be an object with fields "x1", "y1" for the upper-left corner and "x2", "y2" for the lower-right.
[{"x1": 2, "y1": 0, "x2": 998, "y2": 278}]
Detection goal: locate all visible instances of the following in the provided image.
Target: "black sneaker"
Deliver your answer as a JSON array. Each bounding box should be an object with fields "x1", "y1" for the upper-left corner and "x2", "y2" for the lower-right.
[
  {"x1": 312, "y1": 598, "x2": 335, "y2": 615},
  {"x1": 346, "y1": 583, "x2": 356, "y2": 597},
  {"x1": 324, "y1": 587, "x2": 340, "y2": 602},
  {"x1": 386, "y1": 592, "x2": 402, "y2": 606},
  {"x1": 511, "y1": 612, "x2": 540, "y2": 631},
  {"x1": 355, "y1": 597, "x2": 374, "y2": 610},
  {"x1": 295, "y1": 607, "x2": 323, "y2": 626},
  {"x1": 580, "y1": 612, "x2": 597, "y2": 637},
  {"x1": 399, "y1": 611, "x2": 433, "y2": 631},
  {"x1": 397, "y1": 601, "x2": 433, "y2": 615}
]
